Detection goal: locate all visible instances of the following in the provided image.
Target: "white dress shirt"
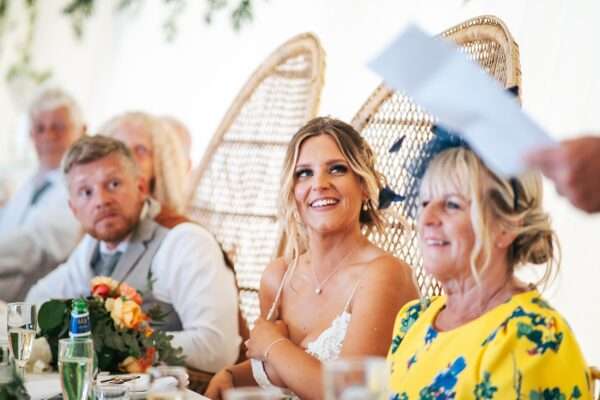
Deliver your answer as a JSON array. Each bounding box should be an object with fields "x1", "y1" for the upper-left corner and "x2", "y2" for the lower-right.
[
  {"x1": 26, "y1": 215, "x2": 241, "y2": 372},
  {"x1": 0, "y1": 170, "x2": 81, "y2": 301}
]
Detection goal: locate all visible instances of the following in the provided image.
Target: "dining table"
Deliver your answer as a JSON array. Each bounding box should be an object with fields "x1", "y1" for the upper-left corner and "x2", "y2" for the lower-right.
[
  {"x1": 24, "y1": 372, "x2": 210, "y2": 400},
  {"x1": 1, "y1": 300, "x2": 210, "y2": 400}
]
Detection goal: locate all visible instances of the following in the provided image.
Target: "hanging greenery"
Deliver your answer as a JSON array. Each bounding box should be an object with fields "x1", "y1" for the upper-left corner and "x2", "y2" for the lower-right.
[
  {"x1": 0, "y1": 0, "x2": 261, "y2": 84},
  {"x1": 1, "y1": 0, "x2": 51, "y2": 86},
  {"x1": 61, "y1": 0, "x2": 258, "y2": 41}
]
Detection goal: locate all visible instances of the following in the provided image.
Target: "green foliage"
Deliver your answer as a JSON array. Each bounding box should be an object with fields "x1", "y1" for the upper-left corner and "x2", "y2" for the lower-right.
[
  {"x1": 231, "y1": 0, "x2": 252, "y2": 31},
  {"x1": 62, "y1": 0, "x2": 95, "y2": 38},
  {"x1": 39, "y1": 296, "x2": 185, "y2": 373},
  {"x1": 38, "y1": 299, "x2": 71, "y2": 367},
  {"x1": 1, "y1": 0, "x2": 263, "y2": 84},
  {"x1": 0, "y1": 0, "x2": 7, "y2": 29},
  {"x1": 2, "y1": 0, "x2": 52, "y2": 84},
  {"x1": 205, "y1": 0, "x2": 256, "y2": 32},
  {"x1": 58, "y1": 0, "x2": 261, "y2": 40}
]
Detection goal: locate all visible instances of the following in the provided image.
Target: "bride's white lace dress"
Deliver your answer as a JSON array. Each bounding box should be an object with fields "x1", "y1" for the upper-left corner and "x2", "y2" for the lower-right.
[{"x1": 251, "y1": 262, "x2": 361, "y2": 398}]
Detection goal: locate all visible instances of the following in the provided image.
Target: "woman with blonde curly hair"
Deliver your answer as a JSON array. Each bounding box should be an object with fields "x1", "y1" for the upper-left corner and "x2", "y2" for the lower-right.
[
  {"x1": 99, "y1": 112, "x2": 188, "y2": 214},
  {"x1": 205, "y1": 117, "x2": 418, "y2": 399},
  {"x1": 387, "y1": 145, "x2": 590, "y2": 398}
]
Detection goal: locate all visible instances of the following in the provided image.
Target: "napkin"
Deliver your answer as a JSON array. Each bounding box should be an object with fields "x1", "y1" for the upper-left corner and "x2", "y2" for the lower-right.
[{"x1": 26, "y1": 337, "x2": 52, "y2": 373}]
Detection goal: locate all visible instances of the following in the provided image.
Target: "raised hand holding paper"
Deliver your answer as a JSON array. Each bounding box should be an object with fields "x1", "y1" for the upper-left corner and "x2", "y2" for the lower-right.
[{"x1": 368, "y1": 23, "x2": 555, "y2": 176}]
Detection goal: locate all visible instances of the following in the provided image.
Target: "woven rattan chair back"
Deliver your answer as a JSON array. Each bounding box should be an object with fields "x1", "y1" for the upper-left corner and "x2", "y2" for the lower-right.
[
  {"x1": 351, "y1": 15, "x2": 521, "y2": 297},
  {"x1": 187, "y1": 33, "x2": 325, "y2": 330}
]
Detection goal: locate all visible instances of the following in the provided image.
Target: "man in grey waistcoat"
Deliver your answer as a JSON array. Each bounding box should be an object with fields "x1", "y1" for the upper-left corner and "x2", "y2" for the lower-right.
[
  {"x1": 0, "y1": 88, "x2": 84, "y2": 301},
  {"x1": 26, "y1": 135, "x2": 240, "y2": 372}
]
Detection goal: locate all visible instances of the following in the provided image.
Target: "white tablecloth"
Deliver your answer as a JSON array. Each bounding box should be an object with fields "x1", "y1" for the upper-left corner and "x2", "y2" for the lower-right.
[{"x1": 25, "y1": 373, "x2": 209, "y2": 400}]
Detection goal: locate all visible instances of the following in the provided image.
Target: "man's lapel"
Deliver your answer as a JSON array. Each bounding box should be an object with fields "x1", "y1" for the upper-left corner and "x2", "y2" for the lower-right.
[{"x1": 111, "y1": 217, "x2": 160, "y2": 282}]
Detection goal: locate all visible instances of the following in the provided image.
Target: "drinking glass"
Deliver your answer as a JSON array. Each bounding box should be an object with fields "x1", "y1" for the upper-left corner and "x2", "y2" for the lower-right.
[
  {"x1": 94, "y1": 383, "x2": 130, "y2": 400},
  {"x1": 322, "y1": 357, "x2": 389, "y2": 400},
  {"x1": 6, "y1": 302, "x2": 36, "y2": 377},
  {"x1": 224, "y1": 387, "x2": 287, "y2": 400},
  {"x1": 58, "y1": 338, "x2": 94, "y2": 400},
  {"x1": 0, "y1": 340, "x2": 11, "y2": 386},
  {"x1": 0, "y1": 340, "x2": 9, "y2": 365}
]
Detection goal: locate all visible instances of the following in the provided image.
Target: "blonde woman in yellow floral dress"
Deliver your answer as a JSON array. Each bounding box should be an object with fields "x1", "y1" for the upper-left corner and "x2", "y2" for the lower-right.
[{"x1": 387, "y1": 146, "x2": 591, "y2": 399}]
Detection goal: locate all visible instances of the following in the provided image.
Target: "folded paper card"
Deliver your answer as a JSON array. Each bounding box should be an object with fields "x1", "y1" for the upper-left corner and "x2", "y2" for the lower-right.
[{"x1": 368, "y1": 24, "x2": 555, "y2": 176}]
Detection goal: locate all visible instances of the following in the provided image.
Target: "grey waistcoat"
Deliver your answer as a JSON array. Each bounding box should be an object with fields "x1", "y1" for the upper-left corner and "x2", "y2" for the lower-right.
[{"x1": 91, "y1": 216, "x2": 183, "y2": 332}]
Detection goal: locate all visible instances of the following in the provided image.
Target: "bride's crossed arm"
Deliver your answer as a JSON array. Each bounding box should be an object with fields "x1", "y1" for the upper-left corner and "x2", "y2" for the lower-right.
[
  {"x1": 204, "y1": 258, "x2": 287, "y2": 399},
  {"x1": 245, "y1": 255, "x2": 418, "y2": 400}
]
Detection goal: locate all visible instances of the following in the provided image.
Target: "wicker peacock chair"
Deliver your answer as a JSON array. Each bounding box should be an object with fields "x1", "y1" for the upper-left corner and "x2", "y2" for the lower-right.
[
  {"x1": 185, "y1": 32, "x2": 325, "y2": 392},
  {"x1": 351, "y1": 15, "x2": 521, "y2": 298}
]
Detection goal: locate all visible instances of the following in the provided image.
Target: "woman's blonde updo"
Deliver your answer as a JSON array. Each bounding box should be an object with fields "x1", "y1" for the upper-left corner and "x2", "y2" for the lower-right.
[
  {"x1": 280, "y1": 117, "x2": 388, "y2": 262},
  {"x1": 420, "y1": 147, "x2": 559, "y2": 287}
]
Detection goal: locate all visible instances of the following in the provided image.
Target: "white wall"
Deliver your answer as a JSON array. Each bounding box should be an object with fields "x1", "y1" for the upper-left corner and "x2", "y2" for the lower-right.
[{"x1": 1, "y1": 0, "x2": 599, "y2": 363}]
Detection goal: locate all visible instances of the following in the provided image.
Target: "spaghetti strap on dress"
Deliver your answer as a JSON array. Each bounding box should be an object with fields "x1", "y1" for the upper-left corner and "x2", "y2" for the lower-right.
[{"x1": 251, "y1": 259, "x2": 365, "y2": 395}]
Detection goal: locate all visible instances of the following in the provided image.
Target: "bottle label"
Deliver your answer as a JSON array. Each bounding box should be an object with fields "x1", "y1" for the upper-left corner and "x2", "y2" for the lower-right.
[{"x1": 70, "y1": 312, "x2": 91, "y2": 337}]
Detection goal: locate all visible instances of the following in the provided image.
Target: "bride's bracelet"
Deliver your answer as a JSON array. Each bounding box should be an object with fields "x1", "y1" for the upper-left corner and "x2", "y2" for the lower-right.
[{"x1": 264, "y1": 338, "x2": 288, "y2": 361}]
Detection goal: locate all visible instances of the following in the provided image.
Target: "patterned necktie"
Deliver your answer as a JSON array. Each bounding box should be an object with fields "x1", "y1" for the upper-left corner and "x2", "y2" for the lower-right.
[
  {"x1": 94, "y1": 251, "x2": 123, "y2": 277},
  {"x1": 29, "y1": 180, "x2": 52, "y2": 206}
]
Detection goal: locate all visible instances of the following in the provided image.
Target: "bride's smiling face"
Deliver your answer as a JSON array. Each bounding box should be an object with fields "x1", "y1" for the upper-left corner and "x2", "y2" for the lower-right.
[{"x1": 293, "y1": 134, "x2": 365, "y2": 235}]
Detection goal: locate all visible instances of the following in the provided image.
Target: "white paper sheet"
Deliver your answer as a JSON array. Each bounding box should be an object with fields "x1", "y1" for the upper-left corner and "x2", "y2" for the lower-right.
[{"x1": 368, "y1": 24, "x2": 555, "y2": 176}]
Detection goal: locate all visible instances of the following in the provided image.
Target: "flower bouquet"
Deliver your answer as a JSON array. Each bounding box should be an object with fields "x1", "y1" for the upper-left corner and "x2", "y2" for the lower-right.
[{"x1": 38, "y1": 277, "x2": 185, "y2": 373}]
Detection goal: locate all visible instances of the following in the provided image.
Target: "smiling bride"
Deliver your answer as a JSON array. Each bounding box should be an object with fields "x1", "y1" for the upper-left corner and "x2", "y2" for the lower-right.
[{"x1": 205, "y1": 117, "x2": 419, "y2": 400}]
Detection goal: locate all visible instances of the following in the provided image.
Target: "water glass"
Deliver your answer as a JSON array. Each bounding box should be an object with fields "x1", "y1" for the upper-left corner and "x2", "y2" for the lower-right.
[
  {"x1": 322, "y1": 357, "x2": 389, "y2": 400},
  {"x1": 6, "y1": 302, "x2": 36, "y2": 377},
  {"x1": 224, "y1": 387, "x2": 287, "y2": 400},
  {"x1": 94, "y1": 383, "x2": 130, "y2": 400},
  {"x1": 0, "y1": 340, "x2": 9, "y2": 365},
  {"x1": 0, "y1": 340, "x2": 10, "y2": 387},
  {"x1": 58, "y1": 338, "x2": 94, "y2": 400}
]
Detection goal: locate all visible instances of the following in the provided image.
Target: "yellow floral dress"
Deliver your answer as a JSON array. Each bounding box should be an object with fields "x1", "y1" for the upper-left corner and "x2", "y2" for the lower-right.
[{"x1": 387, "y1": 290, "x2": 592, "y2": 399}]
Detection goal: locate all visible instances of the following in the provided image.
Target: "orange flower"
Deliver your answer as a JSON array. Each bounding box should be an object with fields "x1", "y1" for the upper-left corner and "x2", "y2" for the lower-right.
[
  {"x1": 119, "y1": 356, "x2": 144, "y2": 373},
  {"x1": 139, "y1": 347, "x2": 156, "y2": 371},
  {"x1": 117, "y1": 283, "x2": 143, "y2": 305},
  {"x1": 105, "y1": 298, "x2": 146, "y2": 329},
  {"x1": 138, "y1": 321, "x2": 154, "y2": 337},
  {"x1": 118, "y1": 347, "x2": 156, "y2": 373}
]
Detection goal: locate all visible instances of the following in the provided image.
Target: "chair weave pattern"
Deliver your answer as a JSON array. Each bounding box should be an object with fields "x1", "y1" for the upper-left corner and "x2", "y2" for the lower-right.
[
  {"x1": 352, "y1": 16, "x2": 521, "y2": 297},
  {"x1": 187, "y1": 34, "x2": 325, "y2": 328}
]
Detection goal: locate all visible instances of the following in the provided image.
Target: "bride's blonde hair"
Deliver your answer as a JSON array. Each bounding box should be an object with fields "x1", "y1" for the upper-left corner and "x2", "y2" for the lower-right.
[{"x1": 279, "y1": 117, "x2": 389, "y2": 262}]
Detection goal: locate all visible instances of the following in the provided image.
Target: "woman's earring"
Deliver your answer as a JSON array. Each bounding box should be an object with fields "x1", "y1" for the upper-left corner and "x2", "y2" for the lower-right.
[{"x1": 362, "y1": 201, "x2": 369, "y2": 212}]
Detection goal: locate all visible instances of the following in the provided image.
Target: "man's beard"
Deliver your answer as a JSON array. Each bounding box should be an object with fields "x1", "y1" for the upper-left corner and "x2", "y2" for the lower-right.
[{"x1": 90, "y1": 213, "x2": 139, "y2": 244}]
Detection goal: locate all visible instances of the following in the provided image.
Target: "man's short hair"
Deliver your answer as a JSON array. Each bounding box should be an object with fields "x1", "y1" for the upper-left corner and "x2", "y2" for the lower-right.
[
  {"x1": 62, "y1": 135, "x2": 138, "y2": 176},
  {"x1": 29, "y1": 88, "x2": 84, "y2": 129}
]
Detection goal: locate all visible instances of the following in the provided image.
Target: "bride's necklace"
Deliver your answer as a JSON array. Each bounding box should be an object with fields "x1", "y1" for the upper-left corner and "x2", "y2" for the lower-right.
[{"x1": 309, "y1": 247, "x2": 358, "y2": 295}]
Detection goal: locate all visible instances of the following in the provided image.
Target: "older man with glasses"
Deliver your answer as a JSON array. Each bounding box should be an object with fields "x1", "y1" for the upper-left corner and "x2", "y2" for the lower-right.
[{"x1": 0, "y1": 88, "x2": 85, "y2": 301}]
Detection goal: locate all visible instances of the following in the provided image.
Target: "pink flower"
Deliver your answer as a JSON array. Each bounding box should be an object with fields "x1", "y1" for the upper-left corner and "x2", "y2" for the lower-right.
[{"x1": 117, "y1": 283, "x2": 143, "y2": 305}]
